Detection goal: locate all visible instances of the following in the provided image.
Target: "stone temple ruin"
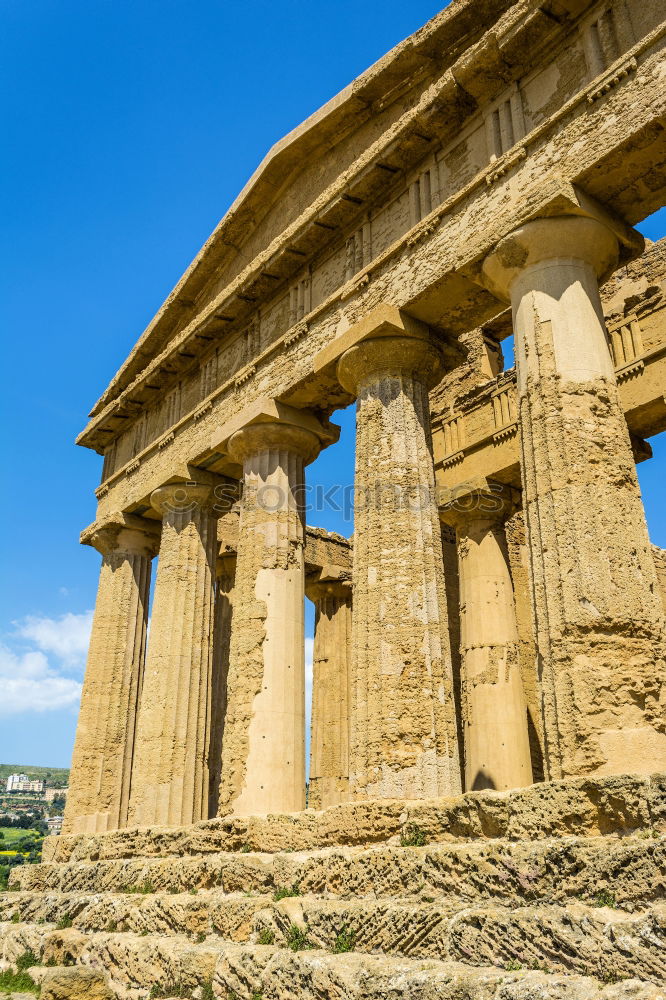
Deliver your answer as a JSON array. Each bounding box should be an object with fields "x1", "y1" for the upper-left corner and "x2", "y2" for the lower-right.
[{"x1": 2, "y1": 1, "x2": 665, "y2": 997}]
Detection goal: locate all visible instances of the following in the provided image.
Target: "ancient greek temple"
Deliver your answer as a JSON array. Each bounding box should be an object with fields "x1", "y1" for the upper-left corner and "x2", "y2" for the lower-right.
[{"x1": 63, "y1": 0, "x2": 666, "y2": 837}]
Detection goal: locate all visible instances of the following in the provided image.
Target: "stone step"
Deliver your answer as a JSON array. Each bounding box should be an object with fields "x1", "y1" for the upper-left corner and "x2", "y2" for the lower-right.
[
  {"x1": 10, "y1": 833, "x2": 665, "y2": 909},
  {"x1": 1, "y1": 928, "x2": 664, "y2": 999},
  {"x1": 1, "y1": 894, "x2": 664, "y2": 984},
  {"x1": 256, "y1": 898, "x2": 666, "y2": 983},
  {"x1": 1, "y1": 890, "x2": 272, "y2": 941},
  {"x1": 46, "y1": 773, "x2": 664, "y2": 864}
]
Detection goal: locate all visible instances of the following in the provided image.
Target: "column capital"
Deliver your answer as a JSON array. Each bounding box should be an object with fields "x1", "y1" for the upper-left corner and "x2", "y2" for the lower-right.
[
  {"x1": 228, "y1": 421, "x2": 322, "y2": 465},
  {"x1": 337, "y1": 335, "x2": 444, "y2": 395},
  {"x1": 150, "y1": 480, "x2": 219, "y2": 518},
  {"x1": 81, "y1": 513, "x2": 159, "y2": 558},
  {"x1": 211, "y1": 397, "x2": 339, "y2": 467},
  {"x1": 481, "y1": 215, "x2": 619, "y2": 303},
  {"x1": 305, "y1": 575, "x2": 352, "y2": 604},
  {"x1": 439, "y1": 480, "x2": 520, "y2": 532}
]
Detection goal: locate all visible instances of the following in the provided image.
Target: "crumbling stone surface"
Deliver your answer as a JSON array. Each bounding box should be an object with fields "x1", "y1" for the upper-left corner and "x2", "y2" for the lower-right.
[
  {"x1": 47, "y1": 773, "x2": 665, "y2": 863},
  {"x1": 3, "y1": 775, "x2": 665, "y2": 998},
  {"x1": 33, "y1": 967, "x2": 113, "y2": 1000}
]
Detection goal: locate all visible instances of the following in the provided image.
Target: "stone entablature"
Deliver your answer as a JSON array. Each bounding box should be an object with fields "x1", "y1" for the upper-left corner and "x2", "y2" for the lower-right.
[{"x1": 80, "y1": 0, "x2": 664, "y2": 506}]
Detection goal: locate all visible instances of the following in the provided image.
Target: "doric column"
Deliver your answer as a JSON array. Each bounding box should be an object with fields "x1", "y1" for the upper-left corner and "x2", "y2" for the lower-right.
[
  {"x1": 306, "y1": 578, "x2": 352, "y2": 810},
  {"x1": 483, "y1": 215, "x2": 666, "y2": 778},
  {"x1": 218, "y1": 420, "x2": 322, "y2": 817},
  {"x1": 64, "y1": 516, "x2": 157, "y2": 835},
  {"x1": 441, "y1": 483, "x2": 533, "y2": 793},
  {"x1": 208, "y1": 553, "x2": 235, "y2": 817},
  {"x1": 128, "y1": 483, "x2": 218, "y2": 827},
  {"x1": 338, "y1": 334, "x2": 461, "y2": 800}
]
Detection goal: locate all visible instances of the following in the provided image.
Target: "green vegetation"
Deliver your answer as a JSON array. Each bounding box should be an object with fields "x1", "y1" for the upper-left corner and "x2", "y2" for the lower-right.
[
  {"x1": 286, "y1": 924, "x2": 313, "y2": 952},
  {"x1": 332, "y1": 927, "x2": 356, "y2": 954},
  {"x1": 0, "y1": 764, "x2": 69, "y2": 788},
  {"x1": 593, "y1": 889, "x2": 617, "y2": 909},
  {"x1": 149, "y1": 983, "x2": 189, "y2": 998},
  {"x1": 599, "y1": 968, "x2": 628, "y2": 985},
  {"x1": 16, "y1": 951, "x2": 39, "y2": 971},
  {"x1": 400, "y1": 824, "x2": 427, "y2": 847},
  {"x1": 0, "y1": 826, "x2": 44, "y2": 878},
  {"x1": 257, "y1": 927, "x2": 275, "y2": 945},
  {"x1": 0, "y1": 826, "x2": 42, "y2": 845},
  {"x1": 273, "y1": 883, "x2": 301, "y2": 901},
  {"x1": 56, "y1": 914, "x2": 73, "y2": 929},
  {"x1": 123, "y1": 880, "x2": 155, "y2": 895},
  {"x1": 0, "y1": 967, "x2": 40, "y2": 994},
  {"x1": 200, "y1": 982, "x2": 215, "y2": 1000},
  {"x1": 505, "y1": 960, "x2": 524, "y2": 971}
]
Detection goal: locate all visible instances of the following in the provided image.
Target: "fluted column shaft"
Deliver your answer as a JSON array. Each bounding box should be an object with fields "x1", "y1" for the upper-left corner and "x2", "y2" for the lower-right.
[
  {"x1": 307, "y1": 580, "x2": 352, "y2": 809},
  {"x1": 338, "y1": 336, "x2": 462, "y2": 800},
  {"x1": 64, "y1": 519, "x2": 156, "y2": 835},
  {"x1": 128, "y1": 483, "x2": 218, "y2": 827},
  {"x1": 219, "y1": 422, "x2": 321, "y2": 817},
  {"x1": 442, "y1": 489, "x2": 533, "y2": 792},
  {"x1": 483, "y1": 216, "x2": 666, "y2": 778},
  {"x1": 208, "y1": 555, "x2": 235, "y2": 817}
]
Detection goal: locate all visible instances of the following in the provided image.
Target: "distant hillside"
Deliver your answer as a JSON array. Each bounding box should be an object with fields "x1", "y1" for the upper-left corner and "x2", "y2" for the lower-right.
[{"x1": 0, "y1": 764, "x2": 70, "y2": 788}]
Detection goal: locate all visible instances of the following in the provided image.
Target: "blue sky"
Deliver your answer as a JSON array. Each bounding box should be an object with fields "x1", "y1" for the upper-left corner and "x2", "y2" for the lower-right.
[{"x1": 0, "y1": 1, "x2": 664, "y2": 770}]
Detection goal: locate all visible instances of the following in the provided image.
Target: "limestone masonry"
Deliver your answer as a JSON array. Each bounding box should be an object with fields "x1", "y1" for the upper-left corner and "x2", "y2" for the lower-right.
[{"x1": 3, "y1": 1, "x2": 666, "y2": 997}]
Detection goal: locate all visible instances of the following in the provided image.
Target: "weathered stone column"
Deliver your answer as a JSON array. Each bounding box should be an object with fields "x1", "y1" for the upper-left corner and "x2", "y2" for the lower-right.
[
  {"x1": 441, "y1": 484, "x2": 533, "y2": 792},
  {"x1": 483, "y1": 215, "x2": 666, "y2": 778},
  {"x1": 64, "y1": 515, "x2": 157, "y2": 835},
  {"x1": 306, "y1": 578, "x2": 352, "y2": 809},
  {"x1": 218, "y1": 421, "x2": 322, "y2": 817},
  {"x1": 128, "y1": 483, "x2": 218, "y2": 827},
  {"x1": 338, "y1": 335, "x2": 462, "y2": 800},
  {"x1": 208, "y1": 554, "x2": 235, "y2": 817}
]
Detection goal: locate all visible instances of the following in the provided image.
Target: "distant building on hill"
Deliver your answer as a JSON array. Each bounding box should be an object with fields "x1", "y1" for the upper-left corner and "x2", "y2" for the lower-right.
[
  {"x1": 5, "y1": 774, "x2": 45, "y2": 794},
  {"x1": 44, "y1": 787, "x2": 68, "y2": 803},
  {"x1": 46, "y1": 815, "x2": 63, "y2": 836}
]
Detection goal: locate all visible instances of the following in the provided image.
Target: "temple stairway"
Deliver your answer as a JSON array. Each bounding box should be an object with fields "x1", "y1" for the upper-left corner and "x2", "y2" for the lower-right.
[{"x1": 0, "y1": 773, "x2": 664, "y2": 999}]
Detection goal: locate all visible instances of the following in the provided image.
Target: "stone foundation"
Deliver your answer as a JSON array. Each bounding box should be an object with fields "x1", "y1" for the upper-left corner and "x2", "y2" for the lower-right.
[{"x1": 2, "y1": 775, "x2": 665, "y2": 999}]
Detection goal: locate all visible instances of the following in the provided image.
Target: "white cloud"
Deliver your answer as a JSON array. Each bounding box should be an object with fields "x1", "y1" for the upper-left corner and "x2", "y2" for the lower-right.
[
  {"x1": 0, "y1": 610, "x2": 93, "y2": 716},
  {"x1": 13, "y1": 611, "x2": 93, "y2": 666},
  {"x1": 0, "y1": 641, "x2": 82, "y2": 716}
]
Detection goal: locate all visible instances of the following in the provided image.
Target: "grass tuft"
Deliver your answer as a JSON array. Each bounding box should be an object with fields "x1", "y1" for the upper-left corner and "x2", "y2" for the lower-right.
[
  {"x1": 0, "y1": 967, "x2": 40, "y2": 994},
  {"x1": 593, "y1": 889, "x2": 616, "y2": 909},
  {"x1": 16, "y1": 951, "x2": 39, "y2": 971},
  {"x1": 286, "y1": 924, "x2": 313, "y2": 952},
  {"x1": 332, "y1": 927, "x2": 356, "y2": 954},
  {"x1": 273, "y1": 883, "x2": 301, "y2": 902},
  {"x1": 400, "y1": 824, "x2": 427, "y2": 848}
]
